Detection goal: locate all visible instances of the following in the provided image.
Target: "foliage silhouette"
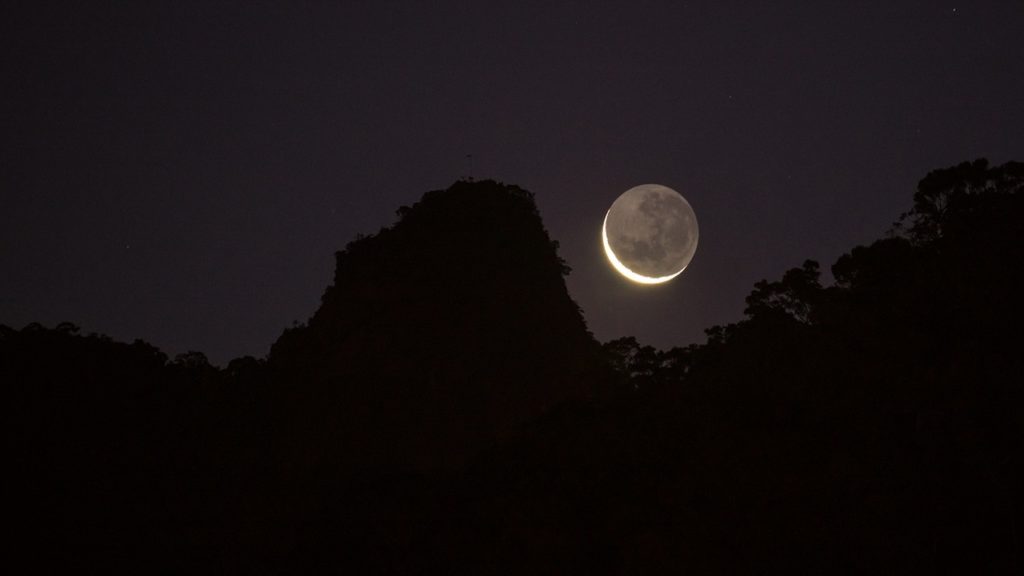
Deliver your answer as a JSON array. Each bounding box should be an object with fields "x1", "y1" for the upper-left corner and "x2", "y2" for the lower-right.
[{"x1": 4, "y1": 162, "x2": 1022, "y2": 572}]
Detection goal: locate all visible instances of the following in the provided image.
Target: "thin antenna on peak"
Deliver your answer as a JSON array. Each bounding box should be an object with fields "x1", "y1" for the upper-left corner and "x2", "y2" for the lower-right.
[{"x1": 465, "y1": 154, "x2": 474, "y2": 181}]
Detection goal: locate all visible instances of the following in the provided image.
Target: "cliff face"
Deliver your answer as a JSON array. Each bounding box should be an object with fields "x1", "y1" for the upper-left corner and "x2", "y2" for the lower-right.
[{"x1": 270, "y1": 180, "x2": 602, "y2": 471}]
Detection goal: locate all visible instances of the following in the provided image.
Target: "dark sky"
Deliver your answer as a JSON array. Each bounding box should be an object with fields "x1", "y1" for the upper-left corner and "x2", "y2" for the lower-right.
[{"x1": 3, "y1": 1, "x2": 1022, "y2": 365}]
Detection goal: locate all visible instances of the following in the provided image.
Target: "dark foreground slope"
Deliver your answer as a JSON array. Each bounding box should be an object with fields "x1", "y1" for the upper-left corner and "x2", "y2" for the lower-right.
[
  {"x1": 578, "y1": 159, "x2": 1024, "y2": 573},
  {"x1": 5, "y1": 162, "x2": 1023, "y2": 573}
]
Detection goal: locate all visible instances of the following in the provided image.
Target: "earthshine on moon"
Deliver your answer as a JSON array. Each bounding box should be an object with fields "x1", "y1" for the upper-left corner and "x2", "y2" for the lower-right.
[{"x1": 602, "y1": 184, "x2": 699, "y2": 284}]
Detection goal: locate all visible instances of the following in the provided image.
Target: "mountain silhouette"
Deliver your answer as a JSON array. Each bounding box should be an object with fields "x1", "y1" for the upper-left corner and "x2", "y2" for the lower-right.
[
  {"x1": 268, "y1": 179, "x2": 604, "y2": 473},
  {"x1": 5, "y1": 162, "x2": 1023, "y2": 573}
]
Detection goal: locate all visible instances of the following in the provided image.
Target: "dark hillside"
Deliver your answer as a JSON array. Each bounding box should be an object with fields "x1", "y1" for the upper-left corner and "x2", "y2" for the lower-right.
[
  {"x1": 5, "y1": 162, "x2": 1022, "y2": 573},
  {"x1": 268, "y1": 179, "x2": 604, "y2": 472}
]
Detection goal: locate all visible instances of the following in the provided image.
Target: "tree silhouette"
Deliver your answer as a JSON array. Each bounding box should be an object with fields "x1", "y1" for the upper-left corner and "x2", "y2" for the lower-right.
[
  {"x1": 901, "y1": 158, "x2": 1024, "y2": 243},
  {"x1": 4, "y1": 161, "x2": 1022, "y2": 572},
  {"x1": 744, "y1": 259, "x2": 823, "y2": 324}
]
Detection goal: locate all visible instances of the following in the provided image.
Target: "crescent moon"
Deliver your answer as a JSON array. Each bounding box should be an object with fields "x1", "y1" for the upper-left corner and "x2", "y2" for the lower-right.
[{"x1": 602, "y1": 210, "x2": 686, "y2": 284}]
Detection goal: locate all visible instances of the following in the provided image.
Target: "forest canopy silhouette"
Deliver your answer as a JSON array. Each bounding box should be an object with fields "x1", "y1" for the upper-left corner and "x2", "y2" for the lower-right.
[{"x1": 5, "y1": 159, "x2": 1022, "y2": 573}]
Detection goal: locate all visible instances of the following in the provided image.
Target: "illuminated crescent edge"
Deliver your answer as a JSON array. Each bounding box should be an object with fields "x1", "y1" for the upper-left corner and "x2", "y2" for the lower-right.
[{"x1": 602, "y1": 211, "x2": 685, "y2": 285}]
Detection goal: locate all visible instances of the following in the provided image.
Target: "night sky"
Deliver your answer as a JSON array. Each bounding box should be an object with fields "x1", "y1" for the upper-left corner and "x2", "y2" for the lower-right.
[{"x1": 3, "y1": 1, "x2": 1022, "y2": 365}]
